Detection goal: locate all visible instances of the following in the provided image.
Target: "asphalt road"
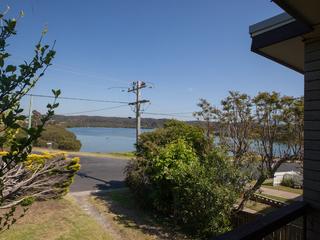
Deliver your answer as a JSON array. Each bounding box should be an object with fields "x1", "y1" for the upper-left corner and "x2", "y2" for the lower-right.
[
  {"x1": 70, "y1": 155, "x2": 129, "y2": 192},
  {"x1": 69, "y1": 154, "x2": 300, "y2": 192}
]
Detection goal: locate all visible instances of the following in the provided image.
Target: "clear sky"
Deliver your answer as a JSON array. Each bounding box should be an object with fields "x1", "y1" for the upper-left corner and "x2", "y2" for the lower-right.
[{"x1": 4, "y1": 0, "x2": 303, "y2": 120}]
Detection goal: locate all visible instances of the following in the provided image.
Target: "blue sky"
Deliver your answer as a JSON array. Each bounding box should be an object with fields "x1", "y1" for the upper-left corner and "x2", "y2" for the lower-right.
[{"x1": 5, "y1": 0, "x2": 303, "y2": 119}]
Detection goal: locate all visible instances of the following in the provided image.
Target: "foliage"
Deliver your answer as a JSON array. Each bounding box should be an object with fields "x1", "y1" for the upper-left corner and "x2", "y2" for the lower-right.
[
  {"x1": 52, "y1": 115, "x2": 168, "y2": 129},
  {"x1": 0, "y1": 151, "x2": 80, "y2": 213},
  {"x1": 237, "y1": 92, "x2": 304, "y2": 209},
  {"x1": 126, "y1": 135, "x2": 244, "y2": 238},
  {"x1": 34, "y1": 124, "x2": 81, "y2": 151},
  {"x1": 0, "y1": 9, "x2": 61, "y2": 231},
  {"x1": 144, "y1": 139, "x2": 199, "y2": 214},
  {"x1": 17, "y1": 111, "x2": 81, "y2": 151},
  {"x1": 137, "y1": 120, "x2": 209, "y2": 160},
  {"x1": 193, "y1": 98, "x2": 219, "y2": 143},
  {"x1": 219, "y1": 91, "x2": 255, "y2": 166},
  {"x1": 197, "y1": 92, "x2": 304, "y2": 210},
  {"x1": 281, "y1": 174, "x2": 302, "y2": 189},
  {"x1": 171, "y1": 148, "x2": 244, "y2": 238}
]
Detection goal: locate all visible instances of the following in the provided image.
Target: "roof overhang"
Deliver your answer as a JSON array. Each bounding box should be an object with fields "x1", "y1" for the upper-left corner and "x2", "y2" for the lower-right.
[
  {"x1": 273, "y1": 0, "x2": 320, "y2": 26},
  {"x1": 249, "y1": 1, "x2": 320, "y2": 74}
]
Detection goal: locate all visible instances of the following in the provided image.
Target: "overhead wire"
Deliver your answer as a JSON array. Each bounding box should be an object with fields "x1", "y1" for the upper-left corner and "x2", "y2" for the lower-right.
[
  {"x1": 25, "y1": 94, "x2": 195, "y2": 119},
  {"x1": 60, "y1": 104, "x2": 129, "y2": 115},
  {"x1": 142, "y1": 112, "x2": 195, "y2": 119},
  {"x1": 25, "y1": 93, "x2": 130, "y2": 104}
]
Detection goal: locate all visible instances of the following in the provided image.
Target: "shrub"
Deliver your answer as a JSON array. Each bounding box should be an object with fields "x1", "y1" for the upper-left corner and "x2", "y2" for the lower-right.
[
  {"x1": 281, "y1": 173, "x2": 302, "y2": 189},
  {"x1": 137, "y1": 120, "x2": 210, "y2": 159},
  {"x1": 126, "y1": 138, "x2": 244, "y2": 238},
  {"x1": 0, "y1": 151, "x2": 80, "y2": 206},
  {"x1": 34, "y1": 125, "x2": 81, "y2": 151},
  {"x1": 171, "y1": 149, "x2": 244, "y2": 238}
]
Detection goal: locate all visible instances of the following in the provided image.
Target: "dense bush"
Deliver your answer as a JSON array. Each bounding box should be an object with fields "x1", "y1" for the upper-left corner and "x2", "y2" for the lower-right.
[
  {"x1": 171, "y1": 146, "x2": 244, "y2": 237},
  {"x1": 34, "y1": 125, "x2": 81, "y2": 151},
  {"x1": 281, "y1": 174, "x2": 302, "y2": 189},
  {"x1": 126, "y1": 121, "x2": 245, "y2": 238},
  {"x1": 137, "y1": 120, "x2": 210, "y2": 159}
]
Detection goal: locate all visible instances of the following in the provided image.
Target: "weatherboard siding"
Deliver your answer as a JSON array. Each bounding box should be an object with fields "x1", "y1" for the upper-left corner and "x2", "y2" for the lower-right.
[{"x1": 304, "y1": 38, "x2": 320, "y2": 239}]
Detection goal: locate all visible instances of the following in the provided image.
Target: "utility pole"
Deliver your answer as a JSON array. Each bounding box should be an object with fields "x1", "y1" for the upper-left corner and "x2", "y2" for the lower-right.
[
  {"x1": 128, "y1": 81, "x2": 150, "y2": 147},
  {"x1": 28, "y1": 94, "x2": 33, "y2": 129}
]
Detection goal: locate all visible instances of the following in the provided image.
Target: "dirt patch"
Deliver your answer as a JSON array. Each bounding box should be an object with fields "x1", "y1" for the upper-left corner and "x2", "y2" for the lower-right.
[{"x1": 71, "y1": 191, "x2": 122, "y2": 240}]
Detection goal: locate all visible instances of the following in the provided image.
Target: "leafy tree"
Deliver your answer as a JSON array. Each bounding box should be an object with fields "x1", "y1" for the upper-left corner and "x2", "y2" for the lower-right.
[
  {"x1": 238, "y1": 92, "x2": 304, "y2": 210},
  {"x1": 195, "y1": 92, "x2": 304, "y2": 211},
  {"x1": 219, "y1": 91, "x2": 255, "y2": 166},
  {"x1": 0, "y1": 10, "x2": 64, "y2": 230},
  {"x1": 27, "y1": 110, "x2": 82, "y2": 151},
  {"x1": 280, "y1": 96, "x2": 304, "y2": 161},
  {"x1": 193, "y1": 98, "x2": 219, "y2": 141},
  {"x1": 34, "y1": 124, "x2": 81, "y2": 151}
]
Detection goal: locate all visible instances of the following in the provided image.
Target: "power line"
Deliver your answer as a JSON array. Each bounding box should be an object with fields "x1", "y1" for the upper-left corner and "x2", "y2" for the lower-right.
[
  {"x1": 143, "y1": 112, "x2": 194, "y2": 119},
  {"x1": 25, "y1": 93, "x2": 130, "y2": 104},
  {"x1": 143, "y1": 111, "x2": 194, "y2": 115},
  {"x1": 60, "y1": 104, "x2": 129, "y2": 115}
]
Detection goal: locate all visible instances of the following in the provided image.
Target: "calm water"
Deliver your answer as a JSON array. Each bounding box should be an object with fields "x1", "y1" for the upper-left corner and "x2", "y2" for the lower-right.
[
  {"x1": 68, "y1": 127, "x2": 152, "y2": 152},
  {"x1": 68, "y1": 127, "x2": 290, "y2": 155}
]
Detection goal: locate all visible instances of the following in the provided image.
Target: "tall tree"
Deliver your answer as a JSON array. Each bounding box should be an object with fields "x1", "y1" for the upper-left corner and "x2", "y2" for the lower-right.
[
  {"x1": 193, "y1": 98, "x2": 219, "y2": 153},
  {"x1": 238, "y1": 92, "x2": 304, "y2": 210},
  {"x1": 219, "y1": 91, "x2": 254, "y2": 167}
]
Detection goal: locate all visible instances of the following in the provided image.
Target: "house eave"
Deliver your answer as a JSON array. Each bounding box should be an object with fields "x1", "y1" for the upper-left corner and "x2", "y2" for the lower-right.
[{"x1": 249, "y1": 16, "x2": 312, "y2": 74}]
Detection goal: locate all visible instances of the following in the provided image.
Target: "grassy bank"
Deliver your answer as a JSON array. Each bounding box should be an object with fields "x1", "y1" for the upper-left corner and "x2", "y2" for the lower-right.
[
  {"x1": 33, "y1": 147, "x2": 135, "y2": 160},
  {"x1": 0, "y1": 196, "x2": 112, "y2": 240}
]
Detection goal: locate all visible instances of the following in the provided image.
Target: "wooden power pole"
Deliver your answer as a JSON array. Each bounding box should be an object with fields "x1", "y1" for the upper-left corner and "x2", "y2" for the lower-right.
[{"x1": 128, "y1": 81, "x2": 150, "y2": 147}]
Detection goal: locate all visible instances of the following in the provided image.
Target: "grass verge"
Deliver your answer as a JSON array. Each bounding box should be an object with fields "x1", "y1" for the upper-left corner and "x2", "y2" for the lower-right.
[
  {"x1": 33, "y1": 147, "x2": 134, "y2": 160},
  {"x1": 0, "y1": 196, "x2": 112, "y2": 240},
  {"x1": 261, "y1": 184, "x2": 303, "y2": 195}
]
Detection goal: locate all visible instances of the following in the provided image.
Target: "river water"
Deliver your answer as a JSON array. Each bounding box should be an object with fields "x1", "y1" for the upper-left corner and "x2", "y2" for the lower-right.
[{"x1": 68, "y1": 127, "x2": 152, "y2": 152}]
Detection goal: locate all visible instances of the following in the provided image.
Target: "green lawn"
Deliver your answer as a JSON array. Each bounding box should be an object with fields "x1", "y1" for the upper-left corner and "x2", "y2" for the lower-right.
[
  {"x1": 0, "y1": 196, "x2": 112, "y2": 240},
  {"x1": 261, "y1": 184, "x2": 303, "y2": 195}
]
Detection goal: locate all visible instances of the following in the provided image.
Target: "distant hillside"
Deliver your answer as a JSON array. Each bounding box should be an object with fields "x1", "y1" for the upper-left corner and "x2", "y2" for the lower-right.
[{"x1": 52, "y1": 115, "x2": 169, "y2": 129}]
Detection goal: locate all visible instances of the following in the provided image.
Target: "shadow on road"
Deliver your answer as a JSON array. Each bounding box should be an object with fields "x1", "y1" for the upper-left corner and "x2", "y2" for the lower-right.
[{"x1": 77, "y1": 172, "x2": 126, "y2": 190}]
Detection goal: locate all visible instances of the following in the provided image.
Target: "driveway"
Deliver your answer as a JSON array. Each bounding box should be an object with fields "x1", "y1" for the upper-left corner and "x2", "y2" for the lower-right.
[{"x1": 70, "y1": 155, "x2": 129, "y2": 192}]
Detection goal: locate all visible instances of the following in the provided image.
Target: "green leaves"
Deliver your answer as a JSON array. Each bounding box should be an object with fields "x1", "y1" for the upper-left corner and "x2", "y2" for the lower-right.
[
  {"x1": 0, "y1": 53, "x2": 10, "y2": 67},
  {"x1": 5, "y1": 65, "x2": 16, "y2": 72},
  {"x1": 52, "y1": 89, "x2": 61, "y2": 98},
  {"x1": 151, "y1": 139, "x2": 198, "y2": 181},
  {"x1": 126, "y1": 133, "x2": 242, "y2": 238},
  {"x1": 0, "y1": 9, "x2": 59, "y2": 232}
]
